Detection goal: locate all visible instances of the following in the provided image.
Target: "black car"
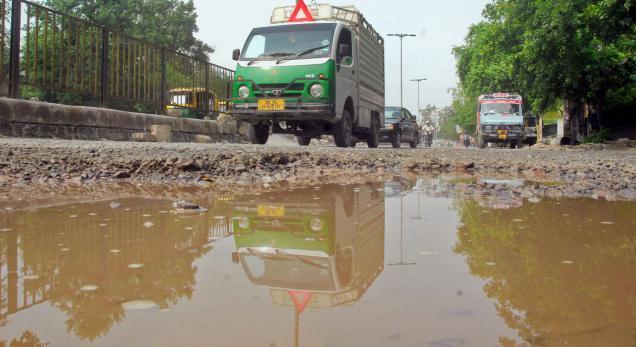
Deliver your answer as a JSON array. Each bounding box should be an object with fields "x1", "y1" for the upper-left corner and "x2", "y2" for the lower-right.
[{"x1": 380, "y1": 107, "x2": 420, "y2": 148}]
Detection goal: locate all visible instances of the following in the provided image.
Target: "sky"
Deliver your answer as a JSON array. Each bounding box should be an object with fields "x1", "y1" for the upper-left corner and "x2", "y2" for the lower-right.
[{"x1": 192, "y1": 0, "x2": 490, "y2": 111}]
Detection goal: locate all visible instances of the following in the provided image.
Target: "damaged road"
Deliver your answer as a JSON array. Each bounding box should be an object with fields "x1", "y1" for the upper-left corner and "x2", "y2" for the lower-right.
[{"x1": 0, "y1": 138, "x2": 634, "y2": 201}]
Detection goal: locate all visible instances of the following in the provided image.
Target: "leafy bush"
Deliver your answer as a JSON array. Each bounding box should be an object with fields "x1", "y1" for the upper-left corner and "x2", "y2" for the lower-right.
[{"x1": 583, "y1": 129, "x2": 612, "y2": 144}]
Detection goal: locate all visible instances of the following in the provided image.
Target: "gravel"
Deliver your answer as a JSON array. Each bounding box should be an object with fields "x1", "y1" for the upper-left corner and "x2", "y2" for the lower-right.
[{"x1": 0, "y1": 138, "x2": 634, "y2": 201}]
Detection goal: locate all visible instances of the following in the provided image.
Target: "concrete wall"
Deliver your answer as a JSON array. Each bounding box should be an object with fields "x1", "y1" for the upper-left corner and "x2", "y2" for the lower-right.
[{"x1": 0, "y1": 97, "x2": 246, "y2": 142}]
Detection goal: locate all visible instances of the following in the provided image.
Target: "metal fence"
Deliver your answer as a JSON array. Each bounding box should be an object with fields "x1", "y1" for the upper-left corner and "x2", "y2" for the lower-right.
[{"x1": 0, "y1": 0, "x2": 233, "y2": 117}]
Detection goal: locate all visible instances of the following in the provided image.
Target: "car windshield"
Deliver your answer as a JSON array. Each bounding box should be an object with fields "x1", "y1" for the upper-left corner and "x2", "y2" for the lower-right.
[
  {"x1": 241, "y1": 23, "x2": 337, "y2": 61},
  {"x1": 481, "y1": 102, "x2": 521, "y2": 115},
  {"x1": 384, "y1": 108, "x2": 402, "y2": 122}
]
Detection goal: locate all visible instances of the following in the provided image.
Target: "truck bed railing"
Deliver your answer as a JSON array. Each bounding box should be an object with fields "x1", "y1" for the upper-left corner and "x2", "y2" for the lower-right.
[{"x1": 271, "y1": 4, "x2": 384, "y2": 46}]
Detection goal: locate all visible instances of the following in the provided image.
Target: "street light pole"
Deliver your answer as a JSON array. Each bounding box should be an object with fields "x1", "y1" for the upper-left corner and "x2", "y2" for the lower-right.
[
  {"x1": 388, "y1": 34, "x2": 416, "y2": 111},
  {"x1": 410, "y1": 78, "x2": 427, "y2": 121}
]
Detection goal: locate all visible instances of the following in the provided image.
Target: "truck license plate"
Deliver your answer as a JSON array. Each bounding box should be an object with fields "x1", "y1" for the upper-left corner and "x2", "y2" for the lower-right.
[
  {"x1": 497, "y1": 130, "x2": 508, "y2": 139},
  {"x1": 258, "y1": 99, "x2": 285, "y2": 111},
  {"x1": 257, "y1": 205, "x2": 285, "y2": 217}
]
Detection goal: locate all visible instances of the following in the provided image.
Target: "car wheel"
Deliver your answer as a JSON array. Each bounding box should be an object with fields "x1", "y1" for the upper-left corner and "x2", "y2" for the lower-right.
[
  {"x1": 410, "y1": 134, "x2": 419, "y2": 148},
  {"x1": 391, "y1": 132, "x2": 402, "y2": 148},
  {"x1": 334, "y1": 110, "x2": 353, "y2": 148},
  {"x1": 247, "y1": 123, "x2": 270, "y2": 145}
]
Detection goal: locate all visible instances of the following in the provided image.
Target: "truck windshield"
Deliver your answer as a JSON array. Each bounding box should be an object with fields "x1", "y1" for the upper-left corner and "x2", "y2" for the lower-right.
[
  {"x1": 241, "y1": 23, "x2": 337, "y2": 61},
  {"x1": 241, "y1": 253, "x2": 336, "y2": 291},
  {"x1": 481, "y1": 102, "x2": 521, "y2": 115}
]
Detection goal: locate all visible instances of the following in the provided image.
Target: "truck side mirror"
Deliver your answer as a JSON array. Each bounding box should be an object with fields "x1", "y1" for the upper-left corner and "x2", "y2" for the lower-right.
[{"x1": 232, "y1": 49, "x2": 241, "y2": 61}]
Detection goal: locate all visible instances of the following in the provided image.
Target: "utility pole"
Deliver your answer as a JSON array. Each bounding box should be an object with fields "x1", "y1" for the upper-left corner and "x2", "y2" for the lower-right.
[
  {"x1": 410, "y1": 78, "x2": 427, "y2": 122},
  {"x1": 388, "y1": 34, "x2": 416, "y2": 111}
]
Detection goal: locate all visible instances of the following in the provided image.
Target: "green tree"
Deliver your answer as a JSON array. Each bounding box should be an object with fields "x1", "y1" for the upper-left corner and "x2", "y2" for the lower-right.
[
  {"x1": 44, "y1": 0, "x2": 214, "y2": 60},
  {"x1": 452, "y1": 0, "x2": 636, "y2": 141}
]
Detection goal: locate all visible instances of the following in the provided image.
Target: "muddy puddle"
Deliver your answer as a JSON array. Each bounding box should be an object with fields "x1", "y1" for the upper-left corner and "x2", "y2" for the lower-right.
[{"x1": 0, "y1": 179, "x2": 635, "y2": 346}]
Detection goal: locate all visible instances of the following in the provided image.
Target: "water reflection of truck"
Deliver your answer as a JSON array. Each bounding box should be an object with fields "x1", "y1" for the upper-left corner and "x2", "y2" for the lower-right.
[
  {"x1": 231, "y1": 184, "x2": 385, "y2": 309},
  {"x1": 229, "y1": 4, "x2": 385, "y2": 148},
  {"x1": 476, "y1": 93, "x2": 525, "y2": 149}
]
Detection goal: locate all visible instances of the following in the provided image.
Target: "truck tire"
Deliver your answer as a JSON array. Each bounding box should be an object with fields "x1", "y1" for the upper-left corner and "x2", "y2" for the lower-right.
[
  {"x1": 391, "y1": 132, "x2": 402, "y2": 148},
  {"x1": 334, "y1": 110, "x2": 353, "y2": 148},
  {"x1": 296, "y1": 136, "x2": 311, "y2": 146},
  {"x1": 366, "y1": 117, "x2": 380, "y2": 148},
  {"x1": 478, "y1": 136, "x2": 486, "y2": 149},
  {"x1": 247, "y1": 123, "x2": 269, "y2": 145}
]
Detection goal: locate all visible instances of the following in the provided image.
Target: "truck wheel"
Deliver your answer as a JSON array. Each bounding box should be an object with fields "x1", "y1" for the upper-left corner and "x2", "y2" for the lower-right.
[
  {"x1": 247, "y1": 123, "x2": 269, "y2": 145},
  {"x1": 296, "y1": 136, "x2": 311, "y2": 146},
  {"x1": 366, "y1": 117, "x2": 380, "y2": 148},
  {"x1": 334, "y1": 110, "x2": 353, "y2": 148},
  {"x1": 478, "y1": 136, "x2": 486, "y2": 149},
  {"x1": 391, "y1": 132, "x2": 402, "y2": 148}
]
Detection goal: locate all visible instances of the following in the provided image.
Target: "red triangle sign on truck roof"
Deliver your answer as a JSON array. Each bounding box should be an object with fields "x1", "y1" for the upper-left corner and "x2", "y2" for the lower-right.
[
  {"x1": 288, "y1": 291, "x2": 313, "y2": 314},
  {"x1": 288, "y1": 0, "x2": 314, "y2": 22}
]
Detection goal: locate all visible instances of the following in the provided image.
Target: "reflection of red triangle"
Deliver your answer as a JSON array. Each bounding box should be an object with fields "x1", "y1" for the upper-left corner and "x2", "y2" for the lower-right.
[
  {"x1": 288, "y1": 0, "x2": 314, "y2": 22},
  {"x1": 289, "y1": 291, "x2": 313, "y2": 314}
]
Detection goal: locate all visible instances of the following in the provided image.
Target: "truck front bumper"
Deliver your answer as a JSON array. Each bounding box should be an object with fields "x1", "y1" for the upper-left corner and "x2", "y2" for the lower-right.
[
  {"x1": 482, "y1": 131, "x2": 524, "y2": 142},
  {"x1": 228, "y1": 102, "x2": 335, "y2": 122}
]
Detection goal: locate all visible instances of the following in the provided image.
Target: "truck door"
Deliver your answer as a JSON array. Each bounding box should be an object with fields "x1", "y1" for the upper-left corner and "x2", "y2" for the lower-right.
[{"x1": 335, "y1": 27, "x2": 357, "y2": 120}]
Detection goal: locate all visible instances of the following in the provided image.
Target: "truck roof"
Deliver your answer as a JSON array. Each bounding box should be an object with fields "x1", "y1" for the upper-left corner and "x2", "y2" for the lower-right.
[{"x1": 271, "y1": 4, "x2": 383, "y2": 46}]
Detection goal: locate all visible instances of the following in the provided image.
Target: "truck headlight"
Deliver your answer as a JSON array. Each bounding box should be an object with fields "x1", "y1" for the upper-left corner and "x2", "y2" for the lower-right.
[
  {"x1": 238, "y1": 86, "x2": 250, "y2": 99},
  {"x1": 310, "y1": 218, "x2": 323, "y2": 232},
  {"x1": 310, "y1": 84, "x2": 324, "y2": 98}
]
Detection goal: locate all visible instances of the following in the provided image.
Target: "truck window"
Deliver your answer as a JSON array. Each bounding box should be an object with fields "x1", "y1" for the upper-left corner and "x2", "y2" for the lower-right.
[{"x1": 336, "y1": 28, "x2": 353, "y2": 64}]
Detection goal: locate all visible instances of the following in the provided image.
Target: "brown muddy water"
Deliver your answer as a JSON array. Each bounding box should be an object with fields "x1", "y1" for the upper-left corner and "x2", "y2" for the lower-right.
[{"x1": 1, "y1": 179, "x2": 635, "y2": 347}]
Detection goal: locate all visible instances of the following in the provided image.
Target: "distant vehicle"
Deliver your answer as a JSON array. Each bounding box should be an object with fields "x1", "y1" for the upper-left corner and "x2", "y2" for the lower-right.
[
  {"x1": 524, "y1": 114, "x2": 538, "y2": 146},
  {"x1": 420, "y1": 121, "x2": 434, "y2": 148},
  {"x1": 476, "y1": 93, "x2": 525, "y2": 149},
  {"x1": 228, "y1": 4, "x2": 385, "y2": 148},
  {"x1": 380, "y1": 107, "x2": 420, "y2": 148},
  {"x1": 166, "y1": 88, "x2": 221, "y2": 119}
]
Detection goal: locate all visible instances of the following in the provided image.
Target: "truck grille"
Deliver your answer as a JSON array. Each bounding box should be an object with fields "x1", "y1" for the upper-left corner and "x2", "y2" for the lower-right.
[{"x1": 254, "y1": 83, "x2": 305, "y2": 98}]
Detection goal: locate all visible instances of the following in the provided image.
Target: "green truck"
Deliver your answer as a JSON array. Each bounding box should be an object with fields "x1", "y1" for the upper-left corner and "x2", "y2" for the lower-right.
[
  {"x1": 231, "y1": 184, "x2": 385, "y2": 308},
  {"x1": 228, "y1": 4, "x2": 385, "y2": 148}
]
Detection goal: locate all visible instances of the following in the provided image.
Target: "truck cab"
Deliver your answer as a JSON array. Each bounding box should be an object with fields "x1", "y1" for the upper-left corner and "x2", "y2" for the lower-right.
[
  {"x1": 476, "y1": 93, "x2": 525, "y2": 149},
  {"x1": 229, "y1": 4, "x2": 385, "y2": 148}
]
